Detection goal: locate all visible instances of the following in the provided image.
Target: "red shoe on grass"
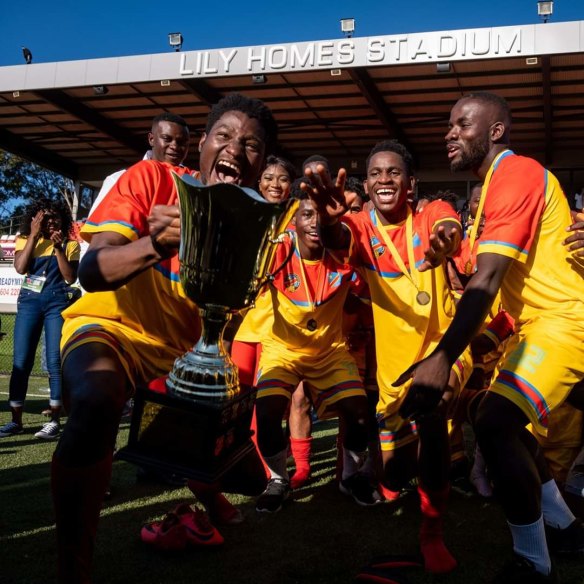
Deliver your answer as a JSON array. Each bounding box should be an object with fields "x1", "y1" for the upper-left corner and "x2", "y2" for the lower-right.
[
  {"x1": 140, "y1": 512, "x2": 187, "y2": 551},
  {"x1": 174, "y1": 504, "x2": 224, "y2": 546},
  {"x1": 141, "y1": 504, "x2": 224, "y2": 550}
]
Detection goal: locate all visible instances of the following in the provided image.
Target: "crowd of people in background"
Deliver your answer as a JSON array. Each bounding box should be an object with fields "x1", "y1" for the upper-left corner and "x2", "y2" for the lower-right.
[{"x1": 1, "y1": 91, "x2": 583, "y2": 584}]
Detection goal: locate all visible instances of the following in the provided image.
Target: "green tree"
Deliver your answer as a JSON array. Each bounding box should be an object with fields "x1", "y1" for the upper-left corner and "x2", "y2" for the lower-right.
[{"x1": 0, "y1": 149, "x2": 93, "y2": 230}]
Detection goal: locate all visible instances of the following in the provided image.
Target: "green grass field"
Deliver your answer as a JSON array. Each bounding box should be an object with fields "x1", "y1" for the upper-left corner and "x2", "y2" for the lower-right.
[{"x1": 1, "y1": 377, "x2": 583, "y2": 584}]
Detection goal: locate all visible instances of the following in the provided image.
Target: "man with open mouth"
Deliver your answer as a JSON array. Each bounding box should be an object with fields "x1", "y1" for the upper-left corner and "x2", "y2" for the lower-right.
[{"x1": 51, "y1": 93, "x2": 277, "y2": 584}]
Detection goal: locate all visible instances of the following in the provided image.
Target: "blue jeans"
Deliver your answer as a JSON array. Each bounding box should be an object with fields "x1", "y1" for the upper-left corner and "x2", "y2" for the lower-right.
[{"x1": 9, "y1": 288, "x2": 69, "y2": 408}]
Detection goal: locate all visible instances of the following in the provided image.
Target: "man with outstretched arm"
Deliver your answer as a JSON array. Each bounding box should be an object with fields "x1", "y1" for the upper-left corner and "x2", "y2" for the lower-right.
[
  {"x1": 396, "y1": 92, "x2": 584, "y2": 583},
  {"x1": 303, "y1": 141, "x2": 470, "y2": 574}
]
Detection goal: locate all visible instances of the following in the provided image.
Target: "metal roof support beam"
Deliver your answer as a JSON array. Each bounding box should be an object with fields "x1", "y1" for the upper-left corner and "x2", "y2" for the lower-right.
[
  {"x1": 179, "y1": 79, "x2": 223, "y2": 107},
  {"x1": 35, "y1": 89, "x2": 146, "y2": 155},
  {"x1": 0, "y1": 127, "x2": 78, "y2": 178},
  {"x1": 347, "y1": 68, "x2": 415, "y2": 158},
  {"x1": 541, "y1": 56, "x2": 553, "y2": 166}
]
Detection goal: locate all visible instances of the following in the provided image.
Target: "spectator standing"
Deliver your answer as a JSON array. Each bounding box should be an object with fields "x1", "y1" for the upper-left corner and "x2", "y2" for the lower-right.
[{"x1": 0, "y1": 198, "x2": 79, "y2": 439}]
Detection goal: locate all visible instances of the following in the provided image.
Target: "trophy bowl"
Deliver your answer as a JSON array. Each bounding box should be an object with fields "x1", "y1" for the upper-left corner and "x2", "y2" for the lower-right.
[{"x1": 116, "y1": 175, "x2": 297, "y2": 482}]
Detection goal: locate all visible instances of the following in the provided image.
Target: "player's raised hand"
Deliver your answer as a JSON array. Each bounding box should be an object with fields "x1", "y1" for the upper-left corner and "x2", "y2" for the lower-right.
[
  {"x1": 148, "y1": 204, "x2": 181, "y2": 257},
  {"x1": 418, "y1": 225, "x2": 460, "y2": 272},
  {"x1": 302, "y1": 164, "x2": 348, "y2": 225},
  {"x1": 393, "y1": 352, "x2": 450, "y2": 419},
  {"x1": 564, "y1": 211, "x2": 584, "y2": 258}
]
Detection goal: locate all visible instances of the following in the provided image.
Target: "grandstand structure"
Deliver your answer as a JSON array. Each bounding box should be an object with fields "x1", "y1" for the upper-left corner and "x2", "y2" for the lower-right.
[{"x1": 0, "y1": 20, "x2": 583, "y2": 205}]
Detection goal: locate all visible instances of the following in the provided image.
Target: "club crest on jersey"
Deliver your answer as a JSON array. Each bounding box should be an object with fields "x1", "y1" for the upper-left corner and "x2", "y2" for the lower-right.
[
  {"x1": 284, "y1": 273, "x2": 301, "y2": 292},
  {"x1": 328, "y1": 272, "x2": 341, "y2": 288},
  {"x1": 370, "y1": 236, "x2": 386, "y2": 258}
]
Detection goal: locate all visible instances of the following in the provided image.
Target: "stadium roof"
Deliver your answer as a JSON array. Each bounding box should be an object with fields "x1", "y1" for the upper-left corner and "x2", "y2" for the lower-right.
[{"x1": 1, "y1": 20, "x2": 584, "y2": 197}]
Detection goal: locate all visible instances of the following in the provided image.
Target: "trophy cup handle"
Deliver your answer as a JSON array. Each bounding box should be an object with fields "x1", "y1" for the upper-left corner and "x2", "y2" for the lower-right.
[{"x1": 263, "y1": 231, "x2": 295, "y2": 283}]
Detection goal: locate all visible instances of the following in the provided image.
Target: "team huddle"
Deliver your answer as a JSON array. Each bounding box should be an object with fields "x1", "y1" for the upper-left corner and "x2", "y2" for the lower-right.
[{"x1": 10, "y1": 91, "x2": 584, "y2": 583}]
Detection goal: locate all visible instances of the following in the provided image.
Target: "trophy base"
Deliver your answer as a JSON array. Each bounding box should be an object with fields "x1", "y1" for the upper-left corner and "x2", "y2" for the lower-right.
[{"x1": 116, "y1": 384, "x2": 257, "y2": 483}]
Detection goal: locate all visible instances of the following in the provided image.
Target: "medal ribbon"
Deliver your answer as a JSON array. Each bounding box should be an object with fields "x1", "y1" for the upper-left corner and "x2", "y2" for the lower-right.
[
  {"x1": 374, "y1": 206, "x2": 424, "y2": 297},
  {"x1": 293, "y1": 232, "x2": 325, "y2": 316},
  {"x1": 465, "y1": 149, "x2": 514, "y2": 275}
]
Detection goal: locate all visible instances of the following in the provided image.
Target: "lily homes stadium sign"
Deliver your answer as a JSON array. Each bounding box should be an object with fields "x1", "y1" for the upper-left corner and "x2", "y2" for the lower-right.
[
  {"x1": 178, "y1": 26, "x2": 530, "y2": 77},
  {"x1": 1, "y1": 22, "x2": 583, "y2": 92}
]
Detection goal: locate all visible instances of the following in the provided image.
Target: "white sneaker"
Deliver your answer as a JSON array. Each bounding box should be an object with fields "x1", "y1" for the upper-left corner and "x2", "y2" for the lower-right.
[
  {"x1": 34, "y1": 420, "x2": 60, "y2": 440},
  {"x1": 0, "y1": 421, "x2": 23, "y2": 438}
]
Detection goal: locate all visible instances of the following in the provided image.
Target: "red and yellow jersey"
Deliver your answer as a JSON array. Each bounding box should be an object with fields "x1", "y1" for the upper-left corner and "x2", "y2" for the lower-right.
[
  {"x1": 62, "y1": 160, "x2": 201, "y2": 357},
  {"x1": 478, "y1": 150, "x2": 584, "y2": 326},
  {"x1": 234, "y1": 286, "x2": 273, "y2": 343},
  {"x1": 342, "y1": 202, "x2": 460, "y2": 391},
  {"x1": 452, "y1": 235, "x2": 476, "y2": 275},
  {"x1": 263, "y1": 233, "x2": 363, "y2": 356},
  {"x1": 235, "y1": 222, "x2": 296, "y2": 344}
]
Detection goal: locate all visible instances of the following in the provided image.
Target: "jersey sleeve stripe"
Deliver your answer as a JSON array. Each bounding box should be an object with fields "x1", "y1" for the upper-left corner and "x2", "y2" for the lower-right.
[{"x1": 83, "y1": 219, "x2": 140, "y2": 240}]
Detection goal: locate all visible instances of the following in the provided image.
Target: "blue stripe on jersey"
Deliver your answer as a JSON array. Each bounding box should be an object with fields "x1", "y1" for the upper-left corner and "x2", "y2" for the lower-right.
[
  {"x1": 479, "y1": 239, "x2": 528, "y2": 256},
  {"x1": 363, "y1": 264, "x2": 402, "y2": 279},
  {"x1": 153, "y1": 262, "x2": 180, "y2": 282},
  {"x1": 493, "y1": 149, "x2": 514, "y2": 171},
  {"x1": 85, "y1": 219, "x2": 140, "y2": 235}
]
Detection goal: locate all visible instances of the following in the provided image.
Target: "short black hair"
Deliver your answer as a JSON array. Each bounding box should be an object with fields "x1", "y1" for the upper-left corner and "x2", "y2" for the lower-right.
[
  {"x1": 302, "y1": 154, "x2": 330, "y2": 171},
  {"x1": 290, "y1": 177, "x2": 308, "y2": 200},
  {"x1": 20, "y1": 196, "x2": 74, "y2": 238},
  {"x1": 366, "y1": 140, "x2": 415, "y2": 176},
  {"x1": 205, "y1": 93, "x2": 278, "y2": 152},
  {"x1": 151, "y1": 112, "x2": 188, "y2": 129},
  {"x1": 263, "y1": 155, "x2": 297, "y2": 181},
  {"x1": 470, "y1": 182, "x2": 483, "y2": 196},
  {"x1": 431, "y1": 189, "x2": 459, "y2": 210},
  {"x1": 344, "y1": 176, "x2": 366, "y2": 200},
  {"x1": 463, "y1": 92, "x2": 512, "y2": 127}
]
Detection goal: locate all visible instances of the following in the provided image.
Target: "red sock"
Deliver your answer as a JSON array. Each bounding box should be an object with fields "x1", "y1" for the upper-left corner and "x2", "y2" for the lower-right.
[
  {"x1": 51, "y1": 452, "x2": 113, "y2": 584},
  {"x1": 418, "y1": 484, "x2": 457, "y2": 574},
  {"x1": 250, "y1": 407, "x2": 270, "y2": 479},
  {"x1": 290, "y1": 437, "x2": 312, "y2": 489}
]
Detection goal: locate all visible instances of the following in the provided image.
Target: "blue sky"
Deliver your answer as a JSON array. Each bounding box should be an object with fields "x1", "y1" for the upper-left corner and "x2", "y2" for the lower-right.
[{"x1": 0, "y1": 0, "x2": 582, "y2": 67}]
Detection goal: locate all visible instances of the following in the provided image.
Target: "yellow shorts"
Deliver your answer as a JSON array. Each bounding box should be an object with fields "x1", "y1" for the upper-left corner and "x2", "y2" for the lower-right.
[
  {"x1": 377, "y1": 346, "x2": 473, "y2": 452},
  {"x1": 61, "y1": 316, "x2": 188, "y2": 391},
  {"x1": 255, "y1": 344, "x2": 366, "y2": 420},
  {"x1": 489, "y1": 319, "x2": 584, "y2": 436}
]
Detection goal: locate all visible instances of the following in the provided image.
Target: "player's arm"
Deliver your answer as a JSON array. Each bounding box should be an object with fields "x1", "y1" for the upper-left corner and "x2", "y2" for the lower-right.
[
  {"x1": 395, "y1": 251, "x2": 512, "y2": 418},
  {"x1": 79, "y1": 204, "x2": 180, "y2": 292},
  {"x1": 471, "y1": 309, "x2": 515, "y2": 357},
  {"x1": 419, "y1": 218, "x2": 462, "y2": 272},
  {"x1": 564, "y1": 211, "x2": 584, "y2": 258}
]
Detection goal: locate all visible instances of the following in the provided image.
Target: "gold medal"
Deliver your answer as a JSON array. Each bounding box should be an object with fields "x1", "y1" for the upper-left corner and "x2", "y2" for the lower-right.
[
  {"x1": 307, "y1": 318, "x2": 317, "y2": 331},
  {"x1": 375, "y1": 208, "x2": 434, "y2": 309},
  {"x1": 416, "y1": 291, "x2": 431, "y2": 305}
]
